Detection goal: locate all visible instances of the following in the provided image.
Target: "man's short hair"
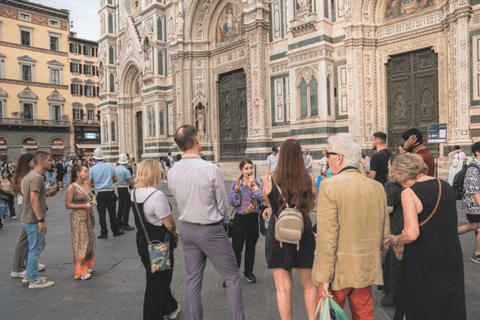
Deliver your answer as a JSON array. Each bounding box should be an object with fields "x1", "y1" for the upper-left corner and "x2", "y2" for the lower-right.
[
  {"x1": 174, "y1": 125, "x2": 197, "y2": 152},
  {"x1": 34, "y1": 151, "x2": 50, "y2": 165},
  {"x1": 373, "y1": 132, "x2": 387, "y2": 143},
  {"x1": 402, "y1": 128, "x2": 423, "y2": 144}
]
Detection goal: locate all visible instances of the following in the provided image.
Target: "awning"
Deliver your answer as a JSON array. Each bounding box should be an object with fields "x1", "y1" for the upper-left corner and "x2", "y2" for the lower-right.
[
  {"x1": 0, "y1": 145, "x2": 7, "y2": 149},
  {"x1": 51, "y1": 146, "x2": 65, "y2": 149},
  {"x1": 76, "y1": 144, "x2": 101, "y2": 149},
  {"x1": 23, "y1": 146, "x2": 38, "y2": 149}
]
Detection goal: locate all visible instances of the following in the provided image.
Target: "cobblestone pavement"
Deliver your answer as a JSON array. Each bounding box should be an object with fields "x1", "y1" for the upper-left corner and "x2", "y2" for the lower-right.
[{"x1": 0, "y1": 181, "x2": 479, "y2": 319}]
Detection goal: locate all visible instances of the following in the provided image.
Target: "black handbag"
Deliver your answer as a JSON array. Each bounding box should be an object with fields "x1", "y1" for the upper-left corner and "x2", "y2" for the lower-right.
[
  {"x1": 0, "y1": 190, "x2": 9, "y2": 201},
  {"x1": 258, "y1": 202, "x2": 268, "y2": 236},
  {"x1": 224, "y1": 208, "x2": 236, "y2": 238}
]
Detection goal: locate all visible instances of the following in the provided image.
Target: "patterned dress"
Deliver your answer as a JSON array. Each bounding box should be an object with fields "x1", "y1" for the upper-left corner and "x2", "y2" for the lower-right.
[{"x1": 70, "y1": 187, "x2": 96, "y2": 278}]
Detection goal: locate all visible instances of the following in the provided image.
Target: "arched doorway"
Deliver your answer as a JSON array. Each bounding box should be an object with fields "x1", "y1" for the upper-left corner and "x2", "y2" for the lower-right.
[
  {"x1": 0, "y1": 138, "x2": 7, "y2": 161},
  {"x1": 50, "y1": 138, "x2": 65, "y2": 159},
  {"x1": 22, "y1": 137, "x2": 37, "y2": 154}
]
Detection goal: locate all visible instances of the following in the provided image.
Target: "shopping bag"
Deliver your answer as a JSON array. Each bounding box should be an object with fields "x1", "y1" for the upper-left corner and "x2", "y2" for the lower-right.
[
  {"x1": 315, "y1": 175, "x2": 323, "y2": 189},
  {"x1": 314, "y1": 297, "x2": 348, "y2": 320}
]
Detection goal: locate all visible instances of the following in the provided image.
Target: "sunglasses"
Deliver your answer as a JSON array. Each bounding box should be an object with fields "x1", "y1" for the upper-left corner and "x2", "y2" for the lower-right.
[{"x1": 326, "y1": 152, "x2": 339, "y2": 157}]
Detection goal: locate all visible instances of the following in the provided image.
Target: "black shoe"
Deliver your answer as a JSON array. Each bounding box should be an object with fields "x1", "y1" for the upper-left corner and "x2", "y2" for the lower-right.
[
  {"x1": 222, "y1": 281, "x2": 227, "y2": 288},
  {"x1": 123, "y1": 225, "x2": 134, "y2": 231},
  {"x1": 113, "y1": 229, "x2": 124, "y2": 237},
  {"x1": 0, "y1": 218, "x2": 3, "y2": 228},
  {"x1": 244, "y1": 273, "x2": 257, "y2": 283},
  {"x1": 97, "y1": 234, "x2": 108, "y2": 239}
]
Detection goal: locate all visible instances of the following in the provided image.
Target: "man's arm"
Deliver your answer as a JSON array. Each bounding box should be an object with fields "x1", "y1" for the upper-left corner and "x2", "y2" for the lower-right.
[
  {"x1": 266, "y1": 162, "x2": 271, "y2": 175},
  {"x1": 368, "y1": 154, "x2": 378, "y2": 180},
  {"x1": 213, "y1": 167, "x2": 228, "y2": 219},
  {"x1": 127, "y1": 177, "x2": 135, "y2": 188},
  {"x1": 30, "y1": 190, "x2": 47, "y2": 234}
]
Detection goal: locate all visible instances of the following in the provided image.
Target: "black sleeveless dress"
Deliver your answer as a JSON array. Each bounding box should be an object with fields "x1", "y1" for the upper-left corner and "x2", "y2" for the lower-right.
[
  {"x1": 265, "y1": 180, "x2": 315, "y2": 271},
  {"x1": 394, "y1": 179, "x2": 466, "y2": 320}
]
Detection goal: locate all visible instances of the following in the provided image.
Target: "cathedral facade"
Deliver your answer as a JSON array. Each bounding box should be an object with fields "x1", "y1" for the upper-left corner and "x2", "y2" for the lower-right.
[{"x1": 97, "y1": 0, "x2": 480, "y2": 163}]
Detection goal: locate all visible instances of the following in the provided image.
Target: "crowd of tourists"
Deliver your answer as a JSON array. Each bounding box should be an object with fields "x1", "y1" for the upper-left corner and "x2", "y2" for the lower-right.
[{"x1": 3, "y1": 123, "x2": 476, "y2": 320}]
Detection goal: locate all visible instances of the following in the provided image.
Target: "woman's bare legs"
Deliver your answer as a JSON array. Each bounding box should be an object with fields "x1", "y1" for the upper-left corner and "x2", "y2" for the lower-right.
[
  {"x1": 272, "y1": 268, "x2": 293, "y2": 320},
  {"x1": 297, "y1": 268, "x2": 318, "y2": 320},
  {"x1": 459, "y1": 222, "x2": 480, "y2": 252}
]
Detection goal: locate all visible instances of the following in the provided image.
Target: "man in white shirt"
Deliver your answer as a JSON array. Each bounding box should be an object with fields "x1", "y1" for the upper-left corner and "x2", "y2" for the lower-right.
[
  {"x1": 266, "y1": 146, "x2": 279, "y2": 175},
  {"x1": 168, "y1": 125, "x2": 245, "y2": 320}
]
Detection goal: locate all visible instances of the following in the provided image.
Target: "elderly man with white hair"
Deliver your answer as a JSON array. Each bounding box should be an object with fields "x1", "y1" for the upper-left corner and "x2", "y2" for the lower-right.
[{"x1": 312, "y1": 133, "x2": 390, "y2": 320}]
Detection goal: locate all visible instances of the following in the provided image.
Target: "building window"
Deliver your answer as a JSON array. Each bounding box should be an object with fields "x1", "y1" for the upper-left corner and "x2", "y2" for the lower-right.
[
  {"x1": 103, "y1": 121, "x2": 108, "y2": 142},
  {"x1": 71, "y1": 44, "x2": 78, "y2": 54},
  {"x1": 158, "y1": 51, "x2": 163, "y2": 75},
  {"x1": 310, "y1": 77, "x2": 318, "y2": 117},
  {"x1": 85, "y1": 86, "x2": 93, "y2": 97},
  {"x1": 73, "y1": 108, "x2": 82, "y2": 121},
  {"x1": 72, "y1": 84, "x2": 80, "y2": 95},
  {"x1": 298, "y1": 72, "x2": 319, "y2": 119},
  {"x1": 0, "y1": 101, "x2": 4, "y2": 118},
  {"x1": 23, "y1": 103, "x2": 33, "y2": 119},
  {"x1": 49, "y1": 19, "x2": 59, "y2": 27},
  {"x1": 84, "y1": 46, "x2": 92, "y2": 56},
  {"x1": 148, "y1": 111, "x2": 156, "y2": 136},
  {"x1": 50, "y1": 35, "x2": 60, "y2": 51},
  {"x1": 108, "y1": 13, "x2": 114, "y2": 34},
  {"x1": 159, "y1": 110, "x2": 164, "y2": 135},
  {"x1": 0, "y1": 57, "x2": 5, "y2": 78},
  {"x1": 19, "y1": 13, "x2": 31, "y2": 21},
  {"x1": 51, "y1": 105, "x2": 61, "y2": 121},
  {"x1": 109, "y1": 46, "x2": 115, "y2": 64},
  {"x1": 111, "y1": 121, "x2": 116, "y2": 141},
  {"x1": 72, "y1": 63, "x2": 80, "y2": 73},
  {"x1": 109, "y1": 73, "x2": 115, "y2": 93},
  {"x1": 21, "y1": 30, "x2": 31, "y2": 46},
  {"x1": 300, "y1": 79, "x2": 308, "y2": 118},
  {"x1": 157, "y1": 17, "x2": 163, "y2": 41},
  {"x1": 87, "y1": 109, "x2": 94, "y2": 121},
  {"x1": 84, "y1": 65, "x2": 92, "y2": 75},
  {"x1": 50, "y1": 69, "x2": 60, "y2": 84},
  {"x1": 22, "y1": 65, "x2": 32, "y2": 81}
]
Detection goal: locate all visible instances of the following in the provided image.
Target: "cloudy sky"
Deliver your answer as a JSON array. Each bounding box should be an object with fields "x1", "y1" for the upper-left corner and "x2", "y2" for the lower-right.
[{"x1": 30, "y1": 0, "x2": 99, "y2": 41}]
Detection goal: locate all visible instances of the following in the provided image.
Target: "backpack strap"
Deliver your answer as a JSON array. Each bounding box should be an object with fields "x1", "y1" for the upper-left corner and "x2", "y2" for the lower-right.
[{"x1": 272, "y1": 174, "x2": 289, "y2": 208}]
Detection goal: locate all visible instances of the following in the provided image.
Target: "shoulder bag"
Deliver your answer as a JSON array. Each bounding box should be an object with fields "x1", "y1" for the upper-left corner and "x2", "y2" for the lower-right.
[
  {"x1": 394, "y1": 179, "x2": 442, "y2": 260},
  {"x1": 132, "y1": 190, "x2": 172, "y2": 273}
]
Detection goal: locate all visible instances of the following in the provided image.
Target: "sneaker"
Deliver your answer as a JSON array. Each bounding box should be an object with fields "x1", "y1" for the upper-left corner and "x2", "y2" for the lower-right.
[
  {"x1": 471, "y1": 253, "x2": 480, "y2": 264},
  {"x1": 11, "y1": 270, "x2": 26, "y2": 278},
  {"x1": 0, "y1": 218, "x2": 3, "y2": 228},
  {"x1": 244, "y1": 273, "x2": 257, "y2": 283},
  {"x1": 11, "y1": 215, "x2": 17, "y2": 220},
  {"x1": 28, "y1": 277, "x2": 55, "y2": 289},
  {"x1": 87, "y1": 269, "x2": 93, "y2": 274},
  {"x1": 222, "y1": 281, "x2": 227, "y2": 288},
  {"x1": 38, "y1": 264, "x2": 45, "y2": 271},
  {"x1": 75, "y1": 273, "x2": 92, "y2": 281},
  {"x1": 164, "y1": 304, "x2": 181, "y2": 319},
  {"x1": 23, "y1": 275, "x2": 47, "y2": 284}
]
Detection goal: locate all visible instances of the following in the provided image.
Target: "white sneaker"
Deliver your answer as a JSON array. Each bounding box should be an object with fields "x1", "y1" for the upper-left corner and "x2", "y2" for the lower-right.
[
  {"x1": 164, "y1": 304, "x2": 181, "y2": 319},
  {"x1": 87, "y1": 269, "x2": 93, "y2": 274},
  {"x1": 28, "y1": 277, "x2": 55, "y2": 289},
  {"x1": 23, "y1": 275, "x2": 47, "y2": 284},
  {"x1": 38, "y1": 263, "x2": 45, "y2": 271},
  {"x1": 75, "y1": 273, "x2": 92, "y2": 281},
  {"x1": 11, "y1": 270, "x2": 26, "y2": 278}
]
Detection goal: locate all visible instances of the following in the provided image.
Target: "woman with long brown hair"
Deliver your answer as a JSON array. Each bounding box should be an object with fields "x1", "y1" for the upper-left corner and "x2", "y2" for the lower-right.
[{"x1": 262, "y1": 139, "x2": 317, "y2": 320}]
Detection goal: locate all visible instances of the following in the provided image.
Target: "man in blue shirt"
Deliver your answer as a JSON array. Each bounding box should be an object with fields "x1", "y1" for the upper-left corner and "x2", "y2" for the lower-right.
[
  {"x1": 115, "y1": 154, "x2": 135, "y2": 232},
  {"x1": 89, "y1": 148, "x2": 123, "y2": 239}
]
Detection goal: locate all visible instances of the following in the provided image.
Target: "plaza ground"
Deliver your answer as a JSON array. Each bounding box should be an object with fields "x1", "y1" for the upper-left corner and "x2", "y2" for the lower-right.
[{"x1": 0, "y1": 181, "x2": 479, "y2": 319}]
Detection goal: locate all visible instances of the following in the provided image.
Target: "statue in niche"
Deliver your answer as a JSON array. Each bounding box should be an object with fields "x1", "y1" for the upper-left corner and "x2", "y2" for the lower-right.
[
  {"x1": 168, "y1": 15, "x2": 174, "y2": 39},
  {"x1": 176, "y1": 12, "x2": 184, "y2": 37},
  {"x1": 195, "y1": 103, "x2": 206, "y2": 134},
  {"x1": 144, "y1": 37, "x2": 153, "y2": 74}
]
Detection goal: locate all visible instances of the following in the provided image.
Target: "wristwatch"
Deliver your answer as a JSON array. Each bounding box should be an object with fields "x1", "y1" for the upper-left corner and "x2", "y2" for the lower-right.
[{"x1": 38, "y1": 218, "x2": 45, "y2": 223}]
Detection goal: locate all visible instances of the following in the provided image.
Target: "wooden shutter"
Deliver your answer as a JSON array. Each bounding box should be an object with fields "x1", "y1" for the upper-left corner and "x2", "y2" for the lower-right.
[
  {"x1": 69, "y1": 43, "x2": 73, "y2": 53},
  {"x1": 70, "y1": 84, "x2": 74, "y2": 94},
  {"x1": 79, "y1": 85, "x2": 83, "y2": 96},
  {"x1": 70, "y1": 63, "x2": 73, "y2": 72},
  {"x1": 80, "y1": 109, "x2": 84, "y2": 120},
  {"x1": 78, "y1": 45, "x2": 82, "y2": 55}
]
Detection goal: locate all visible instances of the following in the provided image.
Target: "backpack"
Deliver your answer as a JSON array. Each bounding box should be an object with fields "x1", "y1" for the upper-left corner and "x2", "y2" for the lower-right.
[
  {"x1": 452, "y1": 162, "x2": 480, "y2": 200},
  {"x1": 273, "y1": 176, "x2": 304, "y2": 250},
  {"x1": 165, "y1": 157, "x2": 171, "y2": 167}
]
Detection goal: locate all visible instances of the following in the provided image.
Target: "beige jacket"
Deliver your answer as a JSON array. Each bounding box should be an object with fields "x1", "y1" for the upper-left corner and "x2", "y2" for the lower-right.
[{"x1": 312, "y1": 167, "x2": 390, "y2": 291}]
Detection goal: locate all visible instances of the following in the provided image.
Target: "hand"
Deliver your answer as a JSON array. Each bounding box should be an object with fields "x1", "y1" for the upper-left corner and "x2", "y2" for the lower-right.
[
  {"x1": 262, "y1": 207, "x2": 272, "y2": 220},
  {"x1": 84, "y1": 203, "x2": 93, "y2": 210},
  {"x1": 91, "y1": 200, "x2": 98, "y2": 206},
  {"x1": 39, "y1": 221, "x2": 47, "y2": 235},
  {"x1": 234, "y1": 182, "x2": 241, "y2": 193},
  {"x1": 46, "y1": 188, "x2": 58, "y2": 197},
  {"x1": 403, "y1": 135, "x2": 418, "y2": 150},
  {"x1": 318, "y1": 282, "x2": 332, "y2": 299},
  {"x1": 174, "y1": 231, "x2": 180, "y2": 245},
  {"x1": 248, "y1": 176, "x2": 255, "y2": 187}
]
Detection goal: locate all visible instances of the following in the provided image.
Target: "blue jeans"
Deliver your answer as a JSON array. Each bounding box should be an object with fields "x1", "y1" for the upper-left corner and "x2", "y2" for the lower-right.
[
  {"x1": 22, "y1": 222, "x2": 46, "y2": 282},
  {"x1": 47, "y1": 171, "x2": 53, "y2": 184},
  {"x1": 63, "y1": 172, "x2": 69, "y2": 186}
]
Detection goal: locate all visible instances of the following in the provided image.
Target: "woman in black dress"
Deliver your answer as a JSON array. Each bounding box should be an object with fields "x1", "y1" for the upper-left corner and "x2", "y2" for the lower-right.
[
  {"x1": 389, "y1": 154, "x2": 466, "y2": 320},
  {"x1": 262, "y1": 139, "x2": 317, "y2": 320}
]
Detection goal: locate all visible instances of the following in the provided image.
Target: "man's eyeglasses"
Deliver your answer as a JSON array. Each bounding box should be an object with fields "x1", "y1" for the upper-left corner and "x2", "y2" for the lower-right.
[{"x1": 326, "y1": 152, "x2": 339, "y2": 158}]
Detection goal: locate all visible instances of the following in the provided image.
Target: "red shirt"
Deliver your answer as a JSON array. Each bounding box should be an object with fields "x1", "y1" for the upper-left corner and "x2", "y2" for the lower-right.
[{"x1": 416, "y1": 148, "x2": 435, "y2": 177}]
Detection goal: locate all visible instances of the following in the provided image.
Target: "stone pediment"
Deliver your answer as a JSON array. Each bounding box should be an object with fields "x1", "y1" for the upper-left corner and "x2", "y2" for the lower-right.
[
  {"x1": 0, "y1": 52, "x2": 5, "y2": 59},
  {"x1": 118, "y1": 18, "x2": 143, "y2": 73},
  {"x1": 85, "y1": 79, "x2": 96, "y2": 85},
  {"x1": 17, "y1": 55, "x2": 37, "y2": 63},
  {"x1": 47, "y1": 90, "x2": 65, "y2": 102},
  {"x1": 47, "y1": 59, "x2": 65, "y2": 67},
  {"x1": 18, "y1": 87, "x2": 37, "y2": 100},
  {"x1": 0, "y1": 85, "x2": 8, "y2": 98}
]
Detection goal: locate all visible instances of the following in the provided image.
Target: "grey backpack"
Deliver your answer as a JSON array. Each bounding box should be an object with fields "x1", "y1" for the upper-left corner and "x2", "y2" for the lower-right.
[{"x1": 273, "y1": 177, "x2": 304, "y2": 250}]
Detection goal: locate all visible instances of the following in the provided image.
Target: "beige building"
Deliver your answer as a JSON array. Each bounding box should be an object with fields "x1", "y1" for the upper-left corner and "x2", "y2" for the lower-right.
[
  {"x1": 68, "y1": 33, "x2": 101, "y2": 159},
  {"x1": 0, "y1": 0, "x2": 71, "y2": 161}
]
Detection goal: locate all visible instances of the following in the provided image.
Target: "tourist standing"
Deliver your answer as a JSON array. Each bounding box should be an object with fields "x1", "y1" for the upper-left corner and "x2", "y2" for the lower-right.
[
  {"x1": 304, "y1": 149, "x2": 313, "y2": 178},
  {"x1": 1, "y1": 169, "x2": 16, "y2": 218},
  {"x1": 448, "y1": 145, "x2": 466, "y2": 186},
  {"x1": 115, "y1": 154, "x2": 135, "y2": 232},
  {"x1": 369, "y1": 132, "x2": 391, "y2": 185},
  {"x1": 21, "y1": 151, "x2": 55, "y2": 289},
  {"x1": 132, "y1": 159, "x2": 181, "y2": 320},
  {"x1": 89, "y1": 148, "x2": 123, "y2": 239},
  {"x1": 55, "y1": 159, "x2": 66, "y2": 190},
  {"x1": 168, "y1": 125, "x2": 244, "y2": 320},
  {"x1": 266, "y1": 146, "x2": 279, "y2": 175},
  {"x1": 390, "y1": 154, "x2": 466, "y2": 320},
  {"x1": 400, "y1": 128, "x2": 435, "y2": 177},
  {"x1": 313, "y1": 133, "x2": 390, "y2": 320},
  {"x1": 46, "y1": 162, "x2": 55, "y2": 185},
  {"x1": 262, "y1": 139, "x2": 317, "y2": 320},
  {"x1": 65, "y1": 165, "x2": 97, "y2": 280},
  {"x1": 228, "y1": 159, "x2": 263, "y2": 284}
]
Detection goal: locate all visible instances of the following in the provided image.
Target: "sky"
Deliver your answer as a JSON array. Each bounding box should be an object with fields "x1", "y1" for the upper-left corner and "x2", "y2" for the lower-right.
[{"x1": 30, "y1": 0, "x2": 99, "y2": 41}]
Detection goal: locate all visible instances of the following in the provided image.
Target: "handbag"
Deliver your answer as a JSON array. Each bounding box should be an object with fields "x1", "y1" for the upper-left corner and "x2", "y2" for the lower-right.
[
  {"x1": 0, "y1": 190, "x2": 8, "y2": 201},
  {"x1": 224, "y1": 207, "x2": 236, "y2": 238},
  {"x1": 314, "y1": 297, "x2": 348, "y2": 320},
  {"x1": 258, "y1": 202, "x2": 268, "y2": 236},
  {"x1": 111, "y1": 191, "x2": 118, "y2": 202},
  {"x1": 393, "y1": 179, "x2": 442, "y2": 260},
  {"x1": 132, "y1": 191, "x2": 172, "y2": 273}
]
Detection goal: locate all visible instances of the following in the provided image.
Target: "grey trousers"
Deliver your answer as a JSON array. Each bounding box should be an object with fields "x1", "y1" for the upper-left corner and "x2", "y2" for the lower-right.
[
  {"x1": 12, "y1": 227, "x2": 28, "y2": 272},
  {"x1": 180, "y1": 222, "x2": 245, "y2": 320}
]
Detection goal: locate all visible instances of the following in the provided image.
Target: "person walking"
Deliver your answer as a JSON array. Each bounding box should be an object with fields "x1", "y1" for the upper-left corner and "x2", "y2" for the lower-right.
[
  {"x1": 131, "y1": 159, "x2": 181, "y2": 320},
  {"x1": 313, "y1": 133, "x2": 390, "y2": 320},
  {"x1": 262, "y1": 139, "x2": 317, "y2": 320},
  {"x1": 115, "y1": 154, "x2": 135, "y2": 232},
  {"x1": 55, "y1": 159, "x2": 66, "y2": 190},
  {"x1": 448, "y1": 145, "x2": 466, "y2": 186},
  {"x1": 46, "y1": 162, "x2": 55, "y2": 185},
  {"x1": 1, "y1": 169, "x2": 16, "y2": 219},
  {"x1": 21, "y1": 151, "x2": 55, "y2": 289},
  {"x1": 369, "y1": 132, "x2": 391, "y2": 185},
  {"x1": 459, "y1": 142, "x2": 480, "y2": 264},
  {"x1": 266, "y1": 146, "x2": 279, "y2": 175},
  {"x1": 168, "y1": 125, "x2": 245, "y2": 320},
  {"x1": 304, "y1": 149, "x2": 313, "y2": 178},
  {"x1": 400, "y1": 128, "x2": 435, "y2": 177},
  {"x1": 390, "y1": 154, "x2": 466, "y2": 320},
  {"x1": 228, "y1": 159, "x2": 263, "y2": 285},
  {"x1": 11, "y1": 154, "x2": 47, "y2": 278},
  {"x1": 65, "y1": 165, "x2": 97, "y2": 280},
  {"x1": 89, "y1": 148, "x2": 123, "y2": 239}
]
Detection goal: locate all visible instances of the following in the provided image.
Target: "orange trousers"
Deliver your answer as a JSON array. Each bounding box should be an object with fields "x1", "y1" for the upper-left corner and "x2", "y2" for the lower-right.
[{"x1": 317, "y1": 286, "x2": 373, "y2": 320}]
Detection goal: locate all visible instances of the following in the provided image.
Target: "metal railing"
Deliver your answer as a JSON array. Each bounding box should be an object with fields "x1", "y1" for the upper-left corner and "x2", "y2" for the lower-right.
[
  {"x1": 73, "y1": 119, "x2": 100, "y2": 125},
  {"x1": 0, "y1": 117, "x2": 70, "y2": 126}
]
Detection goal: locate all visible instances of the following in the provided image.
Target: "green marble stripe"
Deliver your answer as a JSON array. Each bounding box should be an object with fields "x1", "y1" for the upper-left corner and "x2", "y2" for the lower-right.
[
  {"x1": 272, "y1": 126, "x2": 348, "y2": 138},
  {"x1": 270, "y1": 52, "x2": 287, "y2": 61},
  {"x1": 143, "y1": 85, "x2": 173, "y2": 93},
  {"x1": 98, "y1": 101, "x2": 117, "y2": 107},
  {"x1": 471, "y1": 115, "x2": 480, "y2": 124}
]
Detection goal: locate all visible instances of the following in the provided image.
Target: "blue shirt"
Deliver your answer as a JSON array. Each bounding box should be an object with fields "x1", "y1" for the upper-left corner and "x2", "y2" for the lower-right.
[
  {"x1": 115, "y1": 164, "x2": 132, "y2": 185},
  {"x1": 89, "y1": 161, "x2": 116, "y2": 191}
]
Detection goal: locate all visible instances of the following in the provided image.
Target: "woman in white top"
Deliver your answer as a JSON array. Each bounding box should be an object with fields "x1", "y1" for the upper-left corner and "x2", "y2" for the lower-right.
[
  {"x1": 131, "y1": 159, "x2": 181, "y2": 320},
  {"x1": 448, "y1": 145, "x2": 466, "y2": 186}
]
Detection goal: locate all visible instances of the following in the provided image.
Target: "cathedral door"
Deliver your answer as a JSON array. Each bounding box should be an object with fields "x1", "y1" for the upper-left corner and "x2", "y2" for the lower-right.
[
  {"x1": 136, "y1": 111, "x2": 143, "y2": 161},
  {"x1": 387, "y1": 48, "x2": 439, "y2": 157},
  {"x1": 218, "y1": 69, "x2": 248, "y2": 160}
]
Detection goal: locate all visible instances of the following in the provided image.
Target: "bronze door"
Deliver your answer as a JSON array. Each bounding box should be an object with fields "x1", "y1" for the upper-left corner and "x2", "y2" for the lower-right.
[
  {"x1": 218, "y1": 69, "x2": 248, "y2": 160},
  {"x1": 386, "y1": 48, "x2": 439, "y2": 157},
  {"x1": 136, "y1": 111, "x2": 143, "y2": 161}
]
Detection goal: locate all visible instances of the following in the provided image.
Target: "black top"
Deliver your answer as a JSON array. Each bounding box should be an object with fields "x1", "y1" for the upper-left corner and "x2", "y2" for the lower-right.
[{"x1": 370, "y1": 149, "x2": 391, "y2": 185}]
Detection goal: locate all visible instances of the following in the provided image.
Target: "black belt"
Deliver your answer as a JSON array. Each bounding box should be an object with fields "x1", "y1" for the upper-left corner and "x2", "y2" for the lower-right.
[{"x1": 185, "y1": 221, "x2": 221, "y2": 226}]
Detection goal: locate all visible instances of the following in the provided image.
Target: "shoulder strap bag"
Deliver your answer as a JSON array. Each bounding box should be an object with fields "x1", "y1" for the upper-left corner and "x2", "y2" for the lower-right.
[
  {"x1": 394, "y1": 179, "x2": 442, "y2": 260},
  {"x1": 132, "y1": 190, "x2": 172, "y2": 273}
]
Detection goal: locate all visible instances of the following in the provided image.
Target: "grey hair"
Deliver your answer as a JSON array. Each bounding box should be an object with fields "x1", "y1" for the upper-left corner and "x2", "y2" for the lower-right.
[{"x1": 327, "y1": 133, "x2": 362, "y2": 167}]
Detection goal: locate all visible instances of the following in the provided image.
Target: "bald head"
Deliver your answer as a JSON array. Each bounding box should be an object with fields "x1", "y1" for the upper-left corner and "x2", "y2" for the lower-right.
[{"x1": 174, "y1": 125, "x2": 197, "y2": 151}]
